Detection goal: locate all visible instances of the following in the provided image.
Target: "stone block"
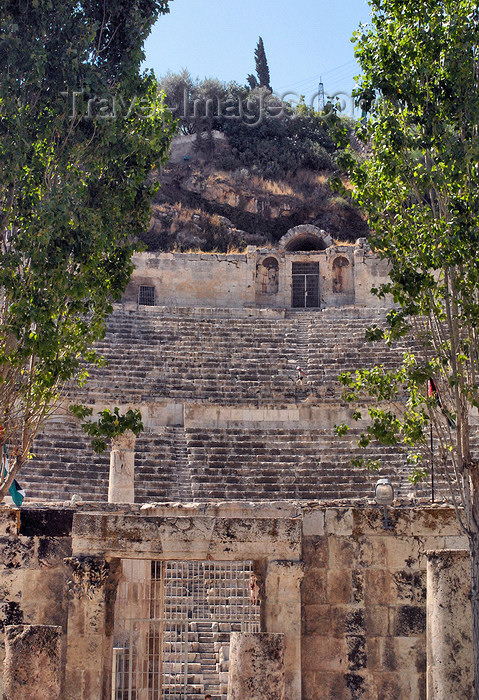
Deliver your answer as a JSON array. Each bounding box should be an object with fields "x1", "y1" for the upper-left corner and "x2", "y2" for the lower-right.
[
  {"x1": 327, "y1": 570, "x2": 352, "y2": 604},
  {"x1": 364, "y1": 569, "x2": 392, "y2": 606},
  {"x1": 22, "y1": 570, "x2": 67, "y2": 627},
  {"x1": 327, "y1": 536, "x2": 356, "y2": 569},
  {"x1": 302, "y1": 604, "x2": 330, "y2": 636},
  {"x1": 325, "y1": 509, "x2": 353, "y2": 536},
  {"x1": 0, "y1": 510, "x2": 19, "y2": 537},
  {"x1": 0, "y1": 537, "x2": 35, "y2": 570},
  {"x1": 409, "y1": 507, "x2": 459, "y2": 537},
  {"x1": 20, "y1": 509, "x2": 73, "y2": 538},
  {"x1": 0, "y1": 601, "x2": 24, "y2": 634},
  {"x1": 352, "y1": 507, "x2": 394, "y2": 536},
  {"x1": 37, "y1": 537, "x2": 72, "y2": 568},
  {"x1": 0, "y1": 570, "x2": 23, "y2": 605},
  {"x1": 302, "y1": 671, "x2": 346, "y2": 700},
  {"x1": 390, "y1": 605, "x2": 426, "y2": 637},
  {"x1": 390, "y1": 569, "x2": 426, "y2": 604},
  {"x1": 366, "y1": 636, "x2": 381, "y2": 670},
  {"x1": 384, "y1": 536, "x2": 424, "y2": 571},
  {"x1": 372, "y1": 671, "x2": 416, "y2": 700},
  {"x1": 303, "y1": 509, "x2": 325, "y2": 536},
  {"x1": 356, "y1": 535, "x2": 388, "y2": 569},
  {"x1": 3, "y1": 624, "x2": 62, "y2": 700},
  {"x1": 346, "y1": 634, "x2": 367, "y2": 670},
  {"x1": 351, "y1": 569, "x2": 364, "y2": 603},
  {"x1": 364, "y1": 605, "x2": 389, "y2": 637},
  {"x1": 301, "y1": 636, "x2": 347, "y2": 672},
  {"x1": 301, "y1": 568, "x2": 327, "y2": 605},
  {"x1": 380, "y1": 637, "x2": 426, "y2": 674},
  {"x1": 302, "y1": 536, "x2": 328, "y2": 568},
  {"x1": 227, "y1": 632, "x2": 285, "y2": 700},
  {"x1": 444, "y1": 535, "x2": 468, "y2": 549}
]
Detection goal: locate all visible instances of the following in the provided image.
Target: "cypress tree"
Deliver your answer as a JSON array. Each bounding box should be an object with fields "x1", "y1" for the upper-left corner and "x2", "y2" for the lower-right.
[{"x1": 254, "y1": 37, "x2": 271, "y2": 90}]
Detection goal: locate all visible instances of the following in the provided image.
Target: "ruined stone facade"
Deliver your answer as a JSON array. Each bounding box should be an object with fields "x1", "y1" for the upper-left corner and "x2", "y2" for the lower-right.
[
  {"x1": 0, "y1": 503, "x2": 472, "y2": 699},
  {"x1": 1, "y1": 227, "x2": 473, "y2": 698},
  {"x1": 123, "y1": 228, "x2": 388, "y2": 311}
]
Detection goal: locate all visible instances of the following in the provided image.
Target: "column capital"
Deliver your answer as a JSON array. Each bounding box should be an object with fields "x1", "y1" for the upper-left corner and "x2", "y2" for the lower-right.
[
  {"x1": 111, "y1": 429, "x2": 136, "y2": 452},
  {"x1": 64, "y1": 555, "x2": 121, "y2": 600}
]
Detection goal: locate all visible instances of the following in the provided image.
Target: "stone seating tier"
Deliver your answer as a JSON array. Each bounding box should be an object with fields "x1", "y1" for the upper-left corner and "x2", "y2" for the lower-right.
[
  {"x1": 67, "y1": 307, "x2": 413, "y2": 406},
  {"x1": 21, "y1": 422, "x2": 436, "y2": 503}
]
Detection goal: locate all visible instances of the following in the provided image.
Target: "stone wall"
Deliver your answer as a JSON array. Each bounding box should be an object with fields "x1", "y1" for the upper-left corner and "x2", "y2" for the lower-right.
[
  {"x1": 122, "y1": 240, "x2": 391, "y2": 311},
  {"x1": 123, "y1": 251, "x2": 254, "y2": 308},
  {"x1": 0, "y1": 508, "x2": 72, "y2": 698},
  {"x1": 0, "y1": 502, "x2": 471, "y2": 699},
  {"x1": 301, "y1": 505, "x2": 467, "y2": 700}
]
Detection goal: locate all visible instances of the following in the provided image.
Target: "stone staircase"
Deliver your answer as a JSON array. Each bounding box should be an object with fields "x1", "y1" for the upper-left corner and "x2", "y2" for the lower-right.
[
  {"x1": 66, "y1": 306, "x2": 417, "y2": 407},
  {"x1": 19, "y1": 305, "x2": 447, "y2": 505},
  {"x1": 185, "y1": 426, "x2": 410, "y2": 501},
  {"x1": 70, "y1": 309, "x2": 301, "y2": 406},
  {"x1": 113, "y1": 561, "x2": 258, "y2": 700},
  {"x1": 24, "y1": 423, "x2": 190, "y2": 503},
  {"x1": 24, "y1": 411, "x2": 442, "y2": 505}
]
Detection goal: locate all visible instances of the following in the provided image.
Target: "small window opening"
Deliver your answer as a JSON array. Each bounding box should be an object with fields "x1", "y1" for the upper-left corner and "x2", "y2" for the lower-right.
[{"x1": 138, "y1": 285, "x2": 155, "y2": 306}]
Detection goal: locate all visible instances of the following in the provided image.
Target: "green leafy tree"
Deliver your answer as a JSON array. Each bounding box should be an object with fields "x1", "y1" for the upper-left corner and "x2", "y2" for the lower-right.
[
  {"x1": 253, "y1": 37, "x2": 271, "y2": 90},
  {"x1": 70, "y1": 405, "x2": 143, "y2": 454},
  {"x1": 0, "y1": 1, "x2": 175, "y2": 502},
  {"x1": 158, "y1": 69, "x2": 198, "y2": 134},
  {"x1": 337, "y1": 0, "x2": 479, "y2": 690}
]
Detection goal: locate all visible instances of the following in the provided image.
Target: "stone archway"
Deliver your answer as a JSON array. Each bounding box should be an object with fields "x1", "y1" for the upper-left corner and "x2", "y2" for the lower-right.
[{"x1": 278, "y1": 225, "x2": 333, "y2": 252}]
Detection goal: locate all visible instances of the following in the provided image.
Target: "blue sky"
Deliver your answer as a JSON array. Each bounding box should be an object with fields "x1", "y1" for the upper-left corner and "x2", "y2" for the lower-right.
[{"x1": 144, "y1": 0, "x2": 372, "y2": 116}]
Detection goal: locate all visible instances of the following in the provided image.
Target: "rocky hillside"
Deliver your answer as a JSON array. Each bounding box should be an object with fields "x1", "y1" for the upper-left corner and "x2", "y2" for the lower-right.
[{"x1": 141, "y1": 132, "x2": 368, "y2": 253}]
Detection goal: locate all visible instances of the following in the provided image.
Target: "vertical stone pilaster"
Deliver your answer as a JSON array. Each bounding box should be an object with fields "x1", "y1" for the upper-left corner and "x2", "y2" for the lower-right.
[
  {"x1": 108, "y1": 430, "x2": 136, "y2": 503},
  {"x1": 3, "y1": 624, "x2": 62, "y2": 700},
  {"x1": 264, "y1": 560, "x2": 303, "y2": 700},
  {"x1": 426, "y1": 549, "x2": 473, "y2": 699},
  {"x1": 64, "y1": 556, "x2": 121, "y2": 700},
  {"x1": 227, "y1": 632, "x2": 285, "y2": 700}
]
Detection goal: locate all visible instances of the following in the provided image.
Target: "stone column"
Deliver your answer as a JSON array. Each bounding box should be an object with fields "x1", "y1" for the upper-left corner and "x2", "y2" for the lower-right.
[
  {"x1": 227, "y1": 632, "x2": 285, "y2": 700},
  {"x1": 64, "y1": 556, "x2": 122, "y2": 700},
  {"x1": 3, "y1": 624, "x2": 62, "y2": 700},
  {"x1": 263, "y1": 560, "x2": 303, "y2": 700},
  {"x1": 426, "y1": 549, "x2": 473, "y2": 700},
  {"x1": 108, "y1": 430, "x2": 136, "y2": 503}
]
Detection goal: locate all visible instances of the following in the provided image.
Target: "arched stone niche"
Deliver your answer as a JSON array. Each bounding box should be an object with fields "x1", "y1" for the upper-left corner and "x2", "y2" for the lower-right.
[
  {"x1": 332, "y1": 255, "x2": 353, "y2": 294},
  {"x1": 278, "y1": 225, "x2": 333, "y2": 252},
  {"x1": 257, "y1": 256, "x2": 280, "y2": 295}
]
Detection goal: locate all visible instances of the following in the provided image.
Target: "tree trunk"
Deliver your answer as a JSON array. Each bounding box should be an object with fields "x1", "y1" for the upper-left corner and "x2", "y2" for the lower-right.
[{"x1": 469, "y1": 531, "x2": 479, "y2": 699}]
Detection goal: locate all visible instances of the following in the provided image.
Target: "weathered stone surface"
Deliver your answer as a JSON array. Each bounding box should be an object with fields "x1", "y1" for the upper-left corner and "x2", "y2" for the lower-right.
[
  {"x1": 302, "y1": 536, "x2": 329, "y2": 568},
  {"x1": 426, "y1": 549, "x2": 473, "y2": 700},
  {"x1": 0, "y1": 602, "x2": 23, "y2": 633},
  {"x1": 64, "y1": 556, "x2": 122, "y2": 700},
  {"x1": 264, "y1": 560, "x2": 303, "y2": 699},
  {"x1": 72, "y1": 512, "x2": 301, "y2": 560},
  {"x1": 108, "y1": 431, "x2": 136, "y2": 504},
  {"x1": 0, "y1": 503, "x2": 470, "y2": 700},
  {"x1": 3, "y1": 624, "x2": 62, "y2": 700},
  {"x1": 0, "y1": 537, "x2": 35, "y2": 569},
  {"x1": 0, "y1": 510, "x2": 19, "y2": 537},
  {"x1": 19, "y1": 509, "x2": 73, "y2": 537},
  {"x1": 227, "y1": 632, "x2": 285, "y2": 700}
]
